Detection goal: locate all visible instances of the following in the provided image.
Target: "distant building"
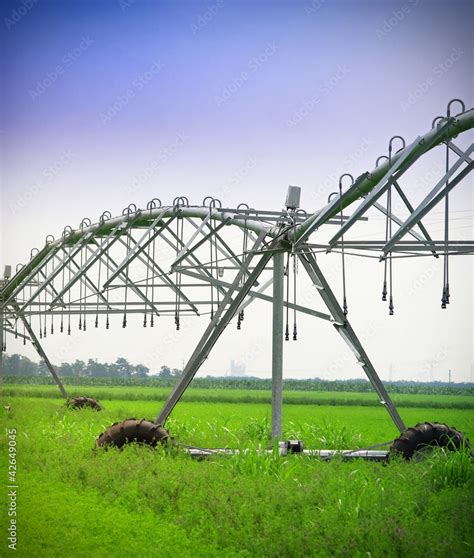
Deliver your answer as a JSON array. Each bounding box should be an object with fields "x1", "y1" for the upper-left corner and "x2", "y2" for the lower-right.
[{"x1": 230, "y1": 359, "x2": 246, "y2": 377}]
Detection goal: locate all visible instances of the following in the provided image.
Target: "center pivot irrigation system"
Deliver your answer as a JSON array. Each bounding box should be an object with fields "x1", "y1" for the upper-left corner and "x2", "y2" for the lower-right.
[{"x1": 1, "y1": 100, "x2": 473, "y2": 460}]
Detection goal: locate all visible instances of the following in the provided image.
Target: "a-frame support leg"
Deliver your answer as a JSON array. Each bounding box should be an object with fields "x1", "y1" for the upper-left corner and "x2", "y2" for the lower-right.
[
  {"x1": 11, "y1": 301, "x2": 68, "y2": 399},
  {"x1": 299, "y1": 250, "x2": 406, "y2": 433}
]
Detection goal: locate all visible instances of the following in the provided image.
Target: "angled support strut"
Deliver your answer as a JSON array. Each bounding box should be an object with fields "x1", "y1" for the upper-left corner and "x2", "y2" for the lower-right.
[
  {"x1": 11, "y1": 301, "x2": 68, "y2": 399},
  {"x1": 298, "y1": 250, "x2": 406, "y2": 433}
]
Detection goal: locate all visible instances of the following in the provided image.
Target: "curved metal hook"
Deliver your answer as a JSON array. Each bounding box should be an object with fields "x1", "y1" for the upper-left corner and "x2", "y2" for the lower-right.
[
  {"x1": 99, "y1": 211, "x2": 112, "y2": 224},
  {"x1": 338, "y1": 173, "x2": 354, "y2": 195},
  {"x1": 447, "y1": 98, "x2": 465, "y2": 117},
  {"x1": 146, "y1": 198, "x2": 162, "y2": 210},
  {"x1": 122, "y1": 203, "x2": 137, "y2": 216},
  {"x1": 30, "y1": 248, "x2": 39, "y2": 259},
  {"x1": 431, "y1": 116, "x2": 446, "y2": 129},
  {"x1": 375, "y1": 155, "x2": 389, "y2": 167},
  {"x1": 16, "y1": 263, "x2": 24, "y2": 273},
  {"x1": 173, "y1": 196, "x2": 188, "y2": 207},
  {"x1": 45, "y1": 234, "x2": 55, "y2": 245},
  {"x1": 80, "y1": 218, "x2": 92, "y2": 229},
  {"x1": 201, "y1": 196, "x2": 221, "y2": 209},
  {"x1": 388, "y1": 135, "x2": 406, "y2": 157},
  {"x1": 237, "y1": 202, "x2": 250, "y2": 210},
  {"x1": 62, "y1": 225, "x2": 73, "y2": 238},
  {"x1": 328, "y1": 191, "x2": 339, "y2": 203}
]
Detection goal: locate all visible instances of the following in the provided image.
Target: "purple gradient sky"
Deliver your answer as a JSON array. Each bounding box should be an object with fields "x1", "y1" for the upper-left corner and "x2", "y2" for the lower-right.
[{"x1": 1, "y1": 0, "x2": 473, "y2": 381}]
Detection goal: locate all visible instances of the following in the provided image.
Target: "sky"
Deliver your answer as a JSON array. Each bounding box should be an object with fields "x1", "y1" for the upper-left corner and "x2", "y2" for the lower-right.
[{"x1": 0, "y1": 0, "x2": 473, "y2": 382}]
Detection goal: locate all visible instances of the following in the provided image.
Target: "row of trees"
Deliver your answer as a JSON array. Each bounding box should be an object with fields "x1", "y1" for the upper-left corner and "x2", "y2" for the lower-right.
[{"x1": 2, "y1": 353, "x2": 182, "y2": 379}]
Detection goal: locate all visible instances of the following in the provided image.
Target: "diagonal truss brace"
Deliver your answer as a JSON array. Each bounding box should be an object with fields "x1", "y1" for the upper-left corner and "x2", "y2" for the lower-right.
[
  {"x1": 102, "y1": 208, "x2": 172, "y2": 289},
  {"x1": 170, "y1": 214, "x2": 231, "y2": 269},
  {"x1": 156, "y1": 232, "x2": 269, "y2": 425},
  {"x1": 327, "y1": 137, "x2": 422, "y2": 248},
  {"x1": 115, "y1": 234, "x2": 200, "y2": 316},
  {"x1": 86, "y1": 241, "x2": 163, "y2": 317},
  {"x1": 3, "y1": 233, "x2": 91, "y2": 307},
  {"x1": 391, "y1": 181, "x2": 437, "y2": 257},
  {"x1": 48, "y1": 222, "x2": 133, "y2": 307},
  {"x1": 157, "y1": 220, "x2": 229, "y2": 297},
  {"x1": 369, "y1": 200, "x2": 437, "y2": 256},
  {"x1": 55, "y1": 248, "x2": 112, "y2": 310},
  {"x1": 383, "y1": 149, "x2": 474, "y2": 255}
]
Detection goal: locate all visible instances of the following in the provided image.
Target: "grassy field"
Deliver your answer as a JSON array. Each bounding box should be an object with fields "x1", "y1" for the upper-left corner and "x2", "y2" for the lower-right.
[
  {"x1": 3, "y1": 383, "x2": 474, "y2": 409},
  {"x1": 0, "y1": 385, "x2": 473, "y2": 557}
]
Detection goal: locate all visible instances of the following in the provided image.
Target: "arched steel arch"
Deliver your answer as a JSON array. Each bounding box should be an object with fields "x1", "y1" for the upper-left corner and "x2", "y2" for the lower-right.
[{"x1": 1, "y1": 101, "x2": 473, "y2": 440}]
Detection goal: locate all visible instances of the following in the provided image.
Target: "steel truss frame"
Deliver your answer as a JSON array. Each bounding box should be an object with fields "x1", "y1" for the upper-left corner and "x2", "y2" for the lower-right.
[{"x1": 1, "y1": 104, "x2": 473, "y2": 444}]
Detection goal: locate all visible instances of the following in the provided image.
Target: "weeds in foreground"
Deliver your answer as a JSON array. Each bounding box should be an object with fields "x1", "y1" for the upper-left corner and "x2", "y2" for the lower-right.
[{"x1": 425, "y1": 445, "x2": 473, "y2": 489}]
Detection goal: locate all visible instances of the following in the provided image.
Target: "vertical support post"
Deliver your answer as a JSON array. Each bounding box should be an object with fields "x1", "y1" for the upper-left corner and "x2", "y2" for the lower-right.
[{"x1": 271, "y1": 251, "x2": 285, "y2": 442}]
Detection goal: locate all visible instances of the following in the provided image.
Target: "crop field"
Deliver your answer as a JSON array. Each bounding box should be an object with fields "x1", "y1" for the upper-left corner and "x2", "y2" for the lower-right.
[{"x1": 1, "y1": 384, "x2": 473, "y2": 557}]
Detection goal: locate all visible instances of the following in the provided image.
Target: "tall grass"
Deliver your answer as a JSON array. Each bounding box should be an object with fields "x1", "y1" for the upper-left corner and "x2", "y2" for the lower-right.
[{"x1": 426, "y1": 446, "x2": 473, "y2": 490}]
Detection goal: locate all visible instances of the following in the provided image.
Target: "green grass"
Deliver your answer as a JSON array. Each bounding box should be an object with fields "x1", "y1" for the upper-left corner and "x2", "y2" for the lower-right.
[
  {"x1": 3, "y1": 383, "x2": 474, "y2": 409},
  {"x1": 0, "y1": 390, "x2": 473, "y2": 557}
]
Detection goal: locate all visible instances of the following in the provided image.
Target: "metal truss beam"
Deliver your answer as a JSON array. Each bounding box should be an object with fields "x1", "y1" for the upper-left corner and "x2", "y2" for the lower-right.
[
  {"x1": 116, "y1": 234, "x2": 200, "y2": 316},
  {"x1": 170, "y1": 215, "x2": 231, "y2": 269},
  {"x1": 102, "y1": 208, "x2": 171, "y2": 288},
  {"x1": 48, "y1": 223, "x2": 131, "y2": 307},
  {"x1": 54, "y1": 248, "x2": 112, "y2": 311},
  {"x1": 383, "y1": 155, "x2": 474, "y2": 255},
  {"x1": 3, "y1": 234, "x2": 88, "y2": 307},
  {"x1": 448, "y1": 141, "x2": 473, "y2": 163},
  {"x1": 86, "y1": 242, "x2": 163, "y2": 318},
  {"x1": 170, "y1": 213, "x2": 212, "y2": 268},
  {"x1": 391, "y1": 181, "x2": 437, "y2": 257},
  {"x1": 156, "y1": 232, "x2": 269, "y2": 425},
  {"x1": 326, "y1": 137, "x2": 422, "y2": 248},
  {"x1": 157, "y1": 220, "x2": 230, "y2": 296},
  {"x1": 367, "y1": 200, "x2": 437, "y2": 255},
  {"x1": 4, "y1": 328, "x2": 30, "y2": 341},
  {"x1": 179, "y1": 268, "x2": 332, "y2": 321},
  {"x1": 328, "y1": 241, "x2": 474, "y2": 254},
  {"x1": 295, "y1": 113, "x2": 474, "y2": 245}
]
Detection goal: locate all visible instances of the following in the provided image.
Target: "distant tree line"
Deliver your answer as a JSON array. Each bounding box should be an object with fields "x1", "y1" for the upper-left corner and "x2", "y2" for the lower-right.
[
  {"x1": 1, "y1": 354, "x2": 472, "y2": 396},
  {"x1": 1, "y1": 353, "x2": 182, "y2": 379}
]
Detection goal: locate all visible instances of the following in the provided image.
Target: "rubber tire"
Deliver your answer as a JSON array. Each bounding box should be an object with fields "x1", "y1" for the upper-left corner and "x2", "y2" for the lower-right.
[
  {"x1": 390, "y1": 422, "x2": 469, "y2": 460},
  {"x1": 67, "y1": 396, "x2": 103, "y2": 411},
  {"x1": 95, "y1": 418, "x2": 170, "y2": 449}
]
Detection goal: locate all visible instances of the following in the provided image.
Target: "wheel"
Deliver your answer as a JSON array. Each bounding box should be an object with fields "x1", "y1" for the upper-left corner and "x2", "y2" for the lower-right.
[
  {"x1": 95, "y1": 418, "x2": 170, "y2": 449},
  {"x1": 67, "y1": 396, "x2": 103, "y2": 411},
  {"x1": 390, "y1": 422, "x2": 469, "y2": 460}
]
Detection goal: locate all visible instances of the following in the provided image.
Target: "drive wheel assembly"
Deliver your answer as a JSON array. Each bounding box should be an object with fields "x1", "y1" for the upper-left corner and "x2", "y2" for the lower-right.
[
  {"x1": 390, "y1": 422, "x2": 469, "y2": 460},
  {"x1": 67, "y1": 396, "x2": 103, "y2": 411},
  {"x1": 95, "y1": 418, "x2": 170, "y2": 449}
]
